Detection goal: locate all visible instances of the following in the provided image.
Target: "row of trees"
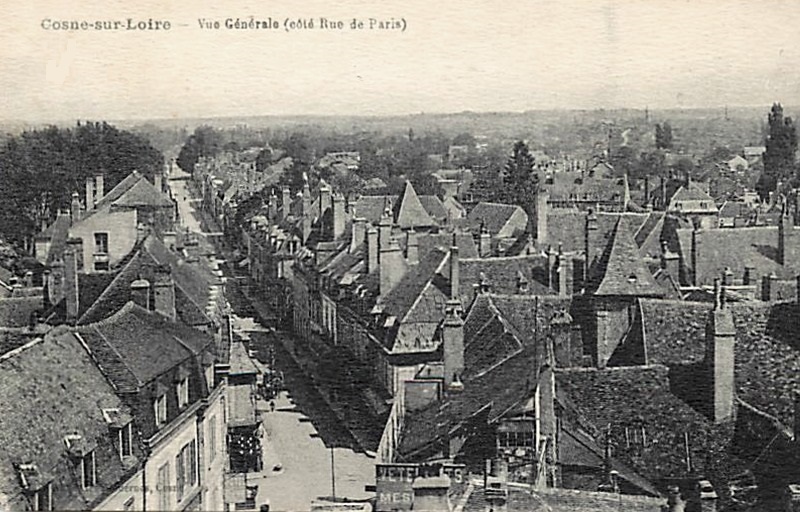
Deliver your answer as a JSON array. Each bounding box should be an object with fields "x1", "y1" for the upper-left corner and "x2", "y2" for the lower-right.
[{"x1": 0, "y1": 122, "x2": 163, "y2": 249}]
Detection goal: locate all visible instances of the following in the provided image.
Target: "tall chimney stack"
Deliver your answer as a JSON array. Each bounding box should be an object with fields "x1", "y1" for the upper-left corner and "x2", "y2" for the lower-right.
[
  {"x1": 706, "y1": 278, "x2": 736, "y2": 423},
  {"x1": 366, "y1": 226, "x2": 379, "y2": 274},
  {"x1": 64, "y1": 244, "x2": 79, "y2": 323},
  {"x1": 95, "y1": 174, "x2": 104, "y2": 202},
  {"x1": 153, "y1": 266, "x2": 176, "y2": 320},
  {"x1": 449, "y1": 233, "x2": 459, "y2": 301},
  {"x1": 405, "y1": 228, "x2": 419, "y2": 266},
  {"x1": 332, "y1": 193, "x2": 346, "y2": 240},
  {"x1": 131, "y1": 279, "x2": 151, "y2": 311},
  {"x1": 85, "y1": 177, "x2": 94, "y2": 210},
  {"x1": 71, "y1": 192, "x2": 82, "y2": 224}
]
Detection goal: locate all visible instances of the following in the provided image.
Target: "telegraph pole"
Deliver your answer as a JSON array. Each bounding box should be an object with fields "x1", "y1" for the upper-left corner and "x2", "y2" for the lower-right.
[{"x1": 330, "y1": 445, "x2": 336, "y2": 501}]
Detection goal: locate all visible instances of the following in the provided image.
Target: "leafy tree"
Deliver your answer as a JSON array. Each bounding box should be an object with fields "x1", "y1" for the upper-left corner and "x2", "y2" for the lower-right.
[
  {"x1": 500, "y1": 141, "x2": 539, "y2": 209},
  {"x1": 452, "y1": 132, "x2": 476, "y2": 147},
  {"x1": 655, "y1": 122, "x2": 673, "y2": 150},
  {"x1": 176, "y1": 125, "x2": 223, "y2": 173},
  {"x1": 0, "y1": 122, "x2": 162, "y2": 249},
  {"x1": 758, "y1": 103, "x2": 798, "y2": 199}
]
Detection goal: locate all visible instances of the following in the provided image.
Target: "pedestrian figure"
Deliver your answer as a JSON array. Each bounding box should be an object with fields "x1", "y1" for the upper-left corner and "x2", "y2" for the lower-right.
[{"x1": 270, "y1": 400, "x2": 276, "y2": 413}]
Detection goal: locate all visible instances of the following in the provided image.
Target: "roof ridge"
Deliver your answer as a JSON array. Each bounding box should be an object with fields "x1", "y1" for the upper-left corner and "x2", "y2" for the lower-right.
[
  {"x1": 0, "y1": 336, "x2": 44, "y2": 363},
  {"x1": 86, "y1": 321, "x2": 144, "y2": 388}
]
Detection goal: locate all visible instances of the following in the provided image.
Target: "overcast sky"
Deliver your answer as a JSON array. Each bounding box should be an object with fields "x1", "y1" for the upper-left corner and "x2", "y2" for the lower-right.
[{"x1": 2, "y1": 0, "x2": 799, "y2": 121}]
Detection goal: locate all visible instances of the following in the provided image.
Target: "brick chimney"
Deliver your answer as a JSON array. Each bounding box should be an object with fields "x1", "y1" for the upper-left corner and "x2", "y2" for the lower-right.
[
  {"x1": 64, "y1": 245, "x2": 79, "y2": 323},
  {"x1": 301, "y1": 179, "x2": 312, "y2": 243},
  {"x1": 379, "y1": 236, "x2": 406, "y2": 297},
  {"x1": 366, "y1": 226, "x2": 379, "y2": 274},
  {"x1": 666, "y1": 486, "x2": 686, "y2": 512},
  {"x1": 379, "y1": 203, "x2": 393, "y2": 251},
  {"x1": 743, "y1": 265, "x2": 755, "y2": 286},
  {"x1": 478, "y1": 221, "x2": 491, "y2": 257},
  {"x1": 530, "y1": 189, "x2": 549, "y2": 246},
  {"x1": 95, "y1": 174, "x2": 104, "y2": 202},
  {"x1": 70, "y1": 192, "x2": 82, "y2": 224},
  {"x1": 319, "y1": 181, "x2": 332, "y2": 219},
  {"x1": 691, "y1": 226, "x2": 702, "y2": 286},
  {"x1": 547, "y1": 245, "x2": 557, "y2": 289},
  {"x1": 153, "y1": 266, "x2": 176, "y2": 320},
  {"x1": 281, "y1": 188, "x2": 291, "y2": 220},
  {"x1": 351, "y1": 217, "x2": 366, "y2": 252},
  {"x1": 85, "y1": 177, "x2": 94, "y2": 210},
  {"x1": 779, "y1": 203, "x2": 798, "y2": 267},
  {"x1": 661, "y1": 240, "x2": 680, "y2": 282},
  {"x1": 442, "y1": 299, "x2": 464, "y2": 389},
  {"x1": 131, "y1": 279, "x2": 151, "y2": 310},
  {"x1": 557, "y1": 252, "x2": 573, "y2": 297},
  {"x1": 516, "y1": 270, "x2": 529, "y2": 294},
  {"x1": 268, "y1": 190, "x2": 278, "y2": 221},
  {"x1": 405, "y1": 228, "x2": 419, "y2": 266},
  {"x1": 449, "y1": 233, "x2": 459, "y2": 301},
  {"x1": 154, "y1": 172, "x2": 163, "y2": 194},
  {"x1": 411, "y1": 474, "x2": 452, "y2": 512},
  {"x1": 332, "y1": 193, "x2": 346, "y2": 240},
  {"x1": 584, "y1": 210, "x2": 598, "y2": 282},
  {"x1": 706, "y1": 278, "x2": 735, "y2": 423}
]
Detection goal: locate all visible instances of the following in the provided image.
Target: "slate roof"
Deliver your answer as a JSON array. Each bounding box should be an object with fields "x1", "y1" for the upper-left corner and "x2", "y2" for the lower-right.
[
  {"x1": 394, "y1": 181, "x2": 436, "y2": 229},
  {"x1": 539, "y1": 170, "x2": 626, "y2": 204},
  {"x1": 461, "y1": 255, "x2": 553, "y2": 299},
  {"x1": 108, "y1": 176, "x2": 173, "y2": 209},
  {"x1": 556, "y1": 366, "x2": 746, "y2": 499},
  {"x1": 88, "y1": 234, "x2": 215, "y2": 324},
  {"x1": 467, "y1": 202, "x2": 527, "y2": 236},
  {"x1": 418, "y1": 196, "x2": 448, "y2": 223},
  {"x1": 639, "y1": 299, "x2": 800, "y2": 429},
  {"x1": 590, "y1": 218, "x2": 665, "y2": 297},
  {"x1": 381, "y1": 249, "x2": 448, "y2": 323},
  {"x1": 0, "y1": 327, "x2": 138, "y2": 511},
  {"x1": 0, "y1": 297, "x2": 42, "y2": 328},
  {"x1": 229, "y1": 341, "x2": 259, "y2": 376},
  {"x1": 36, "y1": 214, "x2": 71, "y2": 265},
  {"x1": 399, "y1": 347, "x2": 539, "y2": 458},
  {"x1": 675, "y1": 226, "x2": 789, "y2": 284},
  {"x1": 76, "y1": 302, "x2": 215, "y2": 392}
]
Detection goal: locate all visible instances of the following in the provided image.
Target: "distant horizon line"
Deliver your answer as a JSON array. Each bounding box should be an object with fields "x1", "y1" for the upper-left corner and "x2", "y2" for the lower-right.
[{"x1": 0, "y1": 103, "x2": 793, "y2": 126}]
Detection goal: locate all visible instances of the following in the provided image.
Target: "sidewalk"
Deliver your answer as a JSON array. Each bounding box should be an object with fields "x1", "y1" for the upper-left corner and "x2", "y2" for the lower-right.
[{"x1": 241, "y1": 284, "x2": 382, "y2": 455}]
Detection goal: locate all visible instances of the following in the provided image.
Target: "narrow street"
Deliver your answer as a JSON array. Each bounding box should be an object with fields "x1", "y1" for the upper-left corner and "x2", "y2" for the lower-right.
[{"x1": 168, "y1": 169, "x2": 376, "y2": 511}]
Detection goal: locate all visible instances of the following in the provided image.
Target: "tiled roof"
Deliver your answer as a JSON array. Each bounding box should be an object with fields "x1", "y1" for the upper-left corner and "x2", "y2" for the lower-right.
[
  {"x1": 467, "y1": 202, "x2": 527, "y2": 236},
  {"x1": 633, "y1": 212, "x2": 664, "y2": 256},
  {"x1": 394, "y1": 182, "x2": 436, "y2": 229},
  {"x1": 0, "y1": 296, "x2": 42, "y2": 328},
  {"x1": 418, "y1": 195, "x2": 448, "y2": 223},
  {"x1": 399, "y1": 347, "x2": 539, "y2": 458},
  {"x1": 39, "y1": 214, "x2": 72, "y2": 265},
  {"x1": 556, "y1": 366, "x2": 745, "y2": 495},
  {"x1": 229, "y1": 341, "x2": 259, "y2": 376},
  {"x1": 108, "y1": 176, "x2": 173, "y2": 208},
  {"x1": 0, "y1": 330, "x2": 39, "y2": 356},
  {"x1": 640, "y1": 299, "x2": 800, "y2": 428},
  {"x1": 591, "y1": 219, "x2": 664, "y2": 297},
  {"x1": 0, "y1": 327, "x2": 138, "y2": 511},
  {"x1": 461, "y1": 255, "x2": 553, "y2": 299},
  {"x1": 381, "y1": 249, "x2": 448, "y2": 323},
  {"x1": 415, "y1": 233, "x2": 479, "y2": 260},
  {"x1": 91, "y1": 171, "x2": 142, "y2": 211},
  {"x1": 675, "y1": 226, "x2": 788, "y2": 285},
  {"x1": 540, "y1": 171, "x2": 626, "y2": 203},
  {"x1": 546, "y1": 210, "x2": 586, "y2": 253},
  {"x1": 77, "y1": 302, "x2": 215, "y2": 391},
  {"x1": 353, "y1": 195, "x2": 391, "y2": 224}
]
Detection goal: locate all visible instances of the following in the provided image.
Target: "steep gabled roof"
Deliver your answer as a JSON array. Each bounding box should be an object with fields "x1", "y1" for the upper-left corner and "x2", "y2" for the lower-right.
[
  {"x1": 76, "y1": 302, "x2": 215, "y2": 392},
  {"x1": 592, "y1": 218, "x2": 664, "y2": 297},
  {"x1": 394, "y1": 181, "x2": 436, "y2": 229},
  {"x1": 0, "y1": 327, "x2": 138, "y2": 511},
  {"x1": 467, "y1": 202, "x2": 527, "y2": 236}
]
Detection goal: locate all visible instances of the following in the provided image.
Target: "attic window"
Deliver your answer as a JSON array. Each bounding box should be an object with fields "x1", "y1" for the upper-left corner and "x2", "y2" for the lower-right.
[
  {"x1": 627, "y1": 274, "x2": 638, "y2": 284},
  {"x1": 383, "y1": 316, "x2": 397, "y2": 328}
]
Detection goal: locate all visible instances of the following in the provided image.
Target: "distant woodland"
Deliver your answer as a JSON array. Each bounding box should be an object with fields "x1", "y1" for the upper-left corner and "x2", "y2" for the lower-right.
[{"x1": 0, "y1": 122, "x2": 163, "y2": 249}]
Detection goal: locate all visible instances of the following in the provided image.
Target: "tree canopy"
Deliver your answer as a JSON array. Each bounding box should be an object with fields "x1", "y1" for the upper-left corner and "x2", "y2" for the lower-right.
[
  {"x1": 758, "y1": 103, "x2": 798, "y2": 199},
  {"x1": 0, "y1": 122, "x2": 163, "y2": 249},
  {"x1": 499, "y1": 141, "x2": 539, "y2": 210}
]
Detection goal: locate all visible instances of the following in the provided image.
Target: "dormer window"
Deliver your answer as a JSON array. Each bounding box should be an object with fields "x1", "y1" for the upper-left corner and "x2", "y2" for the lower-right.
[
  {"x1": 80, "y1": 451, "x2": 96, "y2": 489},
  {"x1": 17, "y1": 463, "x2": 53, "y2": 511},
  {"x1": 154, "y1": 393, "x2": 167, "y2": 427},
  {"x1": 102, "y1": 408, "x2": 134, "y2": 459},
  {"x1": 33, "y1": 483, "x2": 53, "y2": 511},
  {"x1": 177, "y1": 376, "x2": 189, "y2": 409}
]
